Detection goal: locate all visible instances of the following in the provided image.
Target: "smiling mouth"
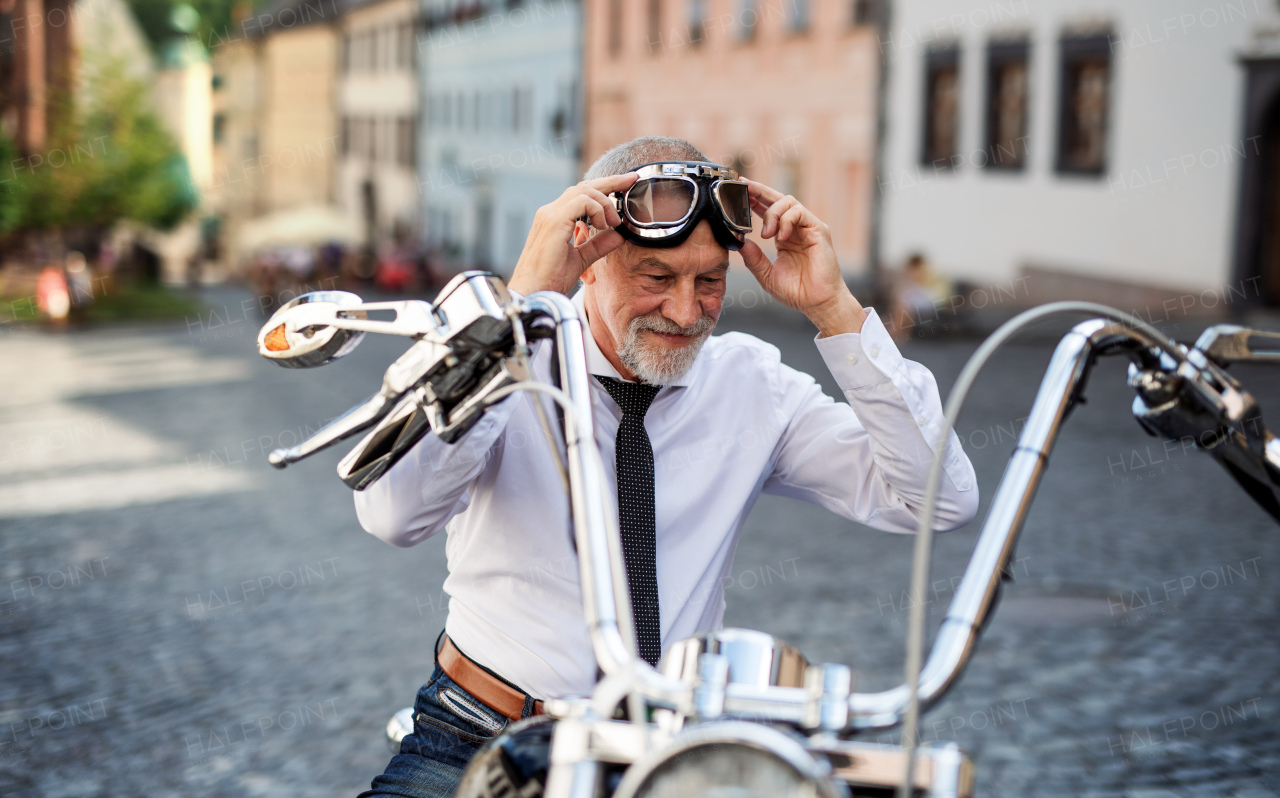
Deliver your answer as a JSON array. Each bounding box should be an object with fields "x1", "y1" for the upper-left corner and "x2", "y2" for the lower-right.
[{"x1": 647, "y1": 330, "x2": 697, "y2": 346}]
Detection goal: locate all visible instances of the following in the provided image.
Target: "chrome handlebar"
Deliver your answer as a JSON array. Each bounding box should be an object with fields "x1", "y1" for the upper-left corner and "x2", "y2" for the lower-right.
[
  {"x1": 256, "y1": 272, "x2": 536, "y2": 488},
  {"x1": 852, "y1": 317, "x2": 1280, "y2": 730},
  {"x1": 257, "y1": 286, "x2": 1280, "y2": 736}
]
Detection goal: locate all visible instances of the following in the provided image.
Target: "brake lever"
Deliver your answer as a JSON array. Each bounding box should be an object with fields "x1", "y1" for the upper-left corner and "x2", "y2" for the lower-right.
[
  {"x1": 1130, "y1": 329, "x2": 1280, "y2": 522},
  {"x1": 267, "y1": 338, "x2": 452, "y2": 468},
  {"x1": 1195, "y1": 325, "x2": 1280, "y2": 366}
]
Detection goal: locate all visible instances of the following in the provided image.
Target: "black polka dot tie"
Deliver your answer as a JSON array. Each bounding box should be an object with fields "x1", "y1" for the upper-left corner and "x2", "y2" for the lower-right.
[{"x1": 595, "y1": 375, "x2": 663, "y2": 666}]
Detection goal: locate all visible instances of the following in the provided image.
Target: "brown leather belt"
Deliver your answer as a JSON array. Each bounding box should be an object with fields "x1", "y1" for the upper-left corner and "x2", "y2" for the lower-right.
[{"x1": 438, "y1": 636, "x2": 544, "y2": 721}]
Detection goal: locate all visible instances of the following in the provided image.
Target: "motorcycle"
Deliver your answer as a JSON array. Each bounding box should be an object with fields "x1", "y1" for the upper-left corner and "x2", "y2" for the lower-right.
[{"x1": 255, "y1": 272, "x2": 1280, "y2": 797}]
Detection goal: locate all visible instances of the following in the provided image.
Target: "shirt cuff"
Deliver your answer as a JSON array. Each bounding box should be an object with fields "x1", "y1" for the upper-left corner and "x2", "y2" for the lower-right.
[{"x1": 813, "y1": 308, "x2": 904, "y2": 391}]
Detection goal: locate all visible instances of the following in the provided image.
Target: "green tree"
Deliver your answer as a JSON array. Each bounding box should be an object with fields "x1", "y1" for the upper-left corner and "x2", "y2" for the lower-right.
[
  {"x1": 0, "y1": 135, "x2": 23, "y2": 233},
  {"x1": 7, "y1": 59, "x2": 198, "y2": 235}
]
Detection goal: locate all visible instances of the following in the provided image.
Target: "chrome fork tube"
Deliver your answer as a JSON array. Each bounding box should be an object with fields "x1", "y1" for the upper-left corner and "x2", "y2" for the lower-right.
[
  {"x1": 850, "y1": 319, "x2": 1121, "y2": 729},
  {"x1": 522, "y1": 292, "x2": 637, "y2": 678}
]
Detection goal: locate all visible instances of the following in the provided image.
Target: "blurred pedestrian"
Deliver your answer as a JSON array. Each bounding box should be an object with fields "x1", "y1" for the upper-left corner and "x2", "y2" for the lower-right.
[
  {"x1": 890, "y1": 252, "x2": 952, "y2": 342},
  {"x1": 36, "y1": 263, "x2": 70, "y2": 325},
  {"x1": 65, "y1": 251, "x2": 94, "y2": 324},
  {"x1": 375, "y1": 247, "x2": 414, "y2": 293}
]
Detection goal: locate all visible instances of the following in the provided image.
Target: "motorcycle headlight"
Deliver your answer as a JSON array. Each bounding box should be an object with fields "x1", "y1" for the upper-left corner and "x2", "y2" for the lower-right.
[{"x1": 613, "y1": 722, "x2": 847, "y2": 798}]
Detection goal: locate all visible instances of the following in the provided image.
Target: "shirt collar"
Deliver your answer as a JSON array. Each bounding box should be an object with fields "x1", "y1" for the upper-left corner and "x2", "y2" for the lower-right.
[{"x1": 571, "y1": 288, "x2": 696, "y2": 388}]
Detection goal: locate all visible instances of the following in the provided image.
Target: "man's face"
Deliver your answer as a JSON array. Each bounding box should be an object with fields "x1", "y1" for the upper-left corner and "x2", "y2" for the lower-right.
[{"x1": 581, "y1": 219, "x2": 729, "y2": 385}]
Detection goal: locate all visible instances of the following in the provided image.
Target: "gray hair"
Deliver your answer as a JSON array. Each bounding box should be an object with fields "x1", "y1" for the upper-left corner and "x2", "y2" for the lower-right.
[{"x1": 582, "y1": 136, "x2": 710, "y2": 181}]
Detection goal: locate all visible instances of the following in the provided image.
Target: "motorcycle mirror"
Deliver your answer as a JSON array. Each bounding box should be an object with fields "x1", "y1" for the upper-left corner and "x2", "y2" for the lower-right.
[{"x1": 257, "y1": 291, "x2": 368, "y2": 368}]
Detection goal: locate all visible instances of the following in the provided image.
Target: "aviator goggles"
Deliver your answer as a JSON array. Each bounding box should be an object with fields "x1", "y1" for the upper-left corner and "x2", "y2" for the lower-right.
[{"x1": 609, "y1": 161, "x2": 753, "y2": 251}]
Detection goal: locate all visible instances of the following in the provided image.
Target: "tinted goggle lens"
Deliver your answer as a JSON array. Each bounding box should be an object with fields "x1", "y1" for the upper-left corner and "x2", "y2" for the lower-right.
[
  {"x1": 625, "y1": 178, "x2": 696, "y2": 226},
  {"x1": 715, "y1": 181, "x2": 752, "y2": 230}
]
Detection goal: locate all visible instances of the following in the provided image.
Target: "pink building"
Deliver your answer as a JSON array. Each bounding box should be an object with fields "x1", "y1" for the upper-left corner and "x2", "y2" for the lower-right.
[{"x1": 582, "y1": 0, "x2": 883, "y2": 274}]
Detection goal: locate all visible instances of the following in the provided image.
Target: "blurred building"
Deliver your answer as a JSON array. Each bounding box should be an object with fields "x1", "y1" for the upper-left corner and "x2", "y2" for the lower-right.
[
  {"x1": 336, "y1": 0, "x2": 419, "y2": 253},
  {"x1": 1, "y1": 0, "x2": 155, "y2": 156},
  {"x1": 420, "y1": 0, "x2": 583, "y2": 276},
  {"x1": 209, "y1": 33, "x2": 260, "y2": 266},
  {"x1": 879, "y1": 0, "x2": 1280, "y2": 308},
  {"x1": 582, "y1": 0, "x2": 883, "y2": 275},
  {"x1": 209, "y1": 0, "x2": 346, "y2": 273},
  {"x1": 0, "y1": 0, "x2": 77, "y2": 154},
  {"x1": 150, "y1": 21, "x2": 215, "y2": 284}
]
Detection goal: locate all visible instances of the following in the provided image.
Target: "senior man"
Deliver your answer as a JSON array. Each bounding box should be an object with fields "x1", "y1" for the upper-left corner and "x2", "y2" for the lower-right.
[{"x1": 355, "y1": 137, "x2": 978, "y2": 798}]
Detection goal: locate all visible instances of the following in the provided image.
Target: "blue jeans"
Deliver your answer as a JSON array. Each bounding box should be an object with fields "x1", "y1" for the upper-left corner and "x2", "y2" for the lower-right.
[{"x1": 359, "y1": 664, "x2": 515, "y2": 798}]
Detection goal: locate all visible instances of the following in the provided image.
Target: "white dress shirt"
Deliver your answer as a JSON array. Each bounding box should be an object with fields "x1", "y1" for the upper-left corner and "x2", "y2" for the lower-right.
[{"x1": 354, "y1": 290, "x2": 978, "y2": 700}]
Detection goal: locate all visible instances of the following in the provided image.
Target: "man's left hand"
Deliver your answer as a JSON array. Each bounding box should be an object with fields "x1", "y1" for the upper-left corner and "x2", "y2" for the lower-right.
[{"x1": 740, "y1": 180, "x2": 868, "y2": 337}]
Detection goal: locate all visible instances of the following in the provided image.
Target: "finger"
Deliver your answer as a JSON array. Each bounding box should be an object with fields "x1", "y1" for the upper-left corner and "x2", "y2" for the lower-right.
[
  {"x1": 574, "y1": 197, "x2": 611, "y2": 231},
  {"x1": 575, "y1": 229, "x2": 625, "y2": 266},
  {"x1": 776, "y1": 204, "x2": 808, "y2": 243},
  {"x1": 584, "y1": 172, "x2": 639, "y2": 196},
  {"x1": 761, "y1": 196, "x2": 798, "y2": 239},
  {"x1": 738, "y1": 239, "x2": 772, "y2": 278},
  {"x1": 575, "y1": 185, "x2": 622, "y2": 227},
  {"x1": 746, "y1": 178, "x2": 785, "y2": 207}
]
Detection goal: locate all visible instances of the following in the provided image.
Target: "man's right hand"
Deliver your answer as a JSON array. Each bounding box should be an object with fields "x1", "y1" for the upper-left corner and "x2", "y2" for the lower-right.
[{"x1": 507, "y1": 173, "x2": 638, "y2": 296}]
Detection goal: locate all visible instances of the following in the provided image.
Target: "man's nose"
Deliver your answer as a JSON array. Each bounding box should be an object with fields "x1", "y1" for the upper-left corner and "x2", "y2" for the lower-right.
[{"x1": 662, "y1": 283, "x2": 702, "y2": 329}]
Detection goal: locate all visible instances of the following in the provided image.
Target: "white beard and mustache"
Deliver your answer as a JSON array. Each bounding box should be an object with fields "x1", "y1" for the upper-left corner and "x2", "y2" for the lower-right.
[{"x1": 616, "y1": 312, "x2": 716, "y2": 386}]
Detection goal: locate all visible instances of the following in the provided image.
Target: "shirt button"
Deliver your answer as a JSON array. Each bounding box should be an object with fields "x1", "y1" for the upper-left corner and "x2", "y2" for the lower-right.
[
  {"x1": 917, "y1": 415, "x2": 927, "y2": 426},
  {"x1": 870, "y1": 345, "x2": 881, "y2": 358},
  {"x1": 845, "y1": 353, "x2": 858, "y2": 365}
]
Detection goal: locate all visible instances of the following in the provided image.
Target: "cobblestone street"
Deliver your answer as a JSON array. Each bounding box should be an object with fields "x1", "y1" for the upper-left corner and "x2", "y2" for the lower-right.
[{"x1": 2, "y1": 288, "x2": 1278, "y2": 797}]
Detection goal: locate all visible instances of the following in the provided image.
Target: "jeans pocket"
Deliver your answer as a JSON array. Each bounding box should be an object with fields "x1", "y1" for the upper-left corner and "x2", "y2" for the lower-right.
[
  {"x1": 413, "y1": 676, "x2": 507, "y2": 747},
  {"x1": 437, "y1": 687, "x2": 505, "y2": 735}
]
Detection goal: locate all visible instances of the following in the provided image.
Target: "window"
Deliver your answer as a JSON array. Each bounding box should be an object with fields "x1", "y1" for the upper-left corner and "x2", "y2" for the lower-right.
[
  {"x1": 608, "y1": 0, "x2": 623, "y2": 56},
  {"x1": 921, "y1": 46, "x2": 960, "y2": 168},
  {"x1": 851, "y1": 0, "x2": 882, "y2": 27},
  {"x1": 400, "y1": 22, "x2": 415, "y2": 69},
  {"x1": 512, "y1": 85, "x2": 532, "y2": 133},
  {"x1": 648, "y1": 0, "x2": 662, "y2": 54},
  {"x1": 788, "y1": 0, "x2": 810, "y2": 33},
  {"x1": 689, "y1": 0, "x2": 706, "y2": 45},
  {"x1": 1056, "y1": 35, "x2": 1111, "y2": 175},
  {"x1": 985, "y1": 41, "x2": 1029, "y2": 170},
  {"x1": 737, "y1": 0, "x2": 757, "y2": 42},
  {"x1": 353, "y1": 31, "x2": 365, "y2": 72},
  {"x1": 397, "y1": 117, "x2": 417, "y2": 167},
  {"x1": 504, "y1": 210, "x2": 526, "y2": 267},
  {"x1": 775, "y1": 159, "x2": 802, "y2": 200}
]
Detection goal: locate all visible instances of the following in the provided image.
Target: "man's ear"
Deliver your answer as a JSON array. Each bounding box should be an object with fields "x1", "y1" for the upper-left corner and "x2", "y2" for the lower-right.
[{"x1": 576, "y1": 220, "x2": 604, "y2": 285}]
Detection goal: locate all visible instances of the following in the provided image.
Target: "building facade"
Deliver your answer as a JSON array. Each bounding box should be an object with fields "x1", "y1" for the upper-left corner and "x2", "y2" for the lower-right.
[
  {"x1": 419, "y1": 0, "x2": 583, "y2": 276},
  {"x1": 256, "y1": 6, "x2": 341, "y2": 212},
  {"x1": 582, "y1": 0, "x2": 883, "y2": 275},
  {"x1": 209, "y1": 0, "x2": 343, "y2": 271},
  {"x1": 879, "y1": 0, "x2": 1280, "y2": 305},
  {"x1": 336, "y1": 0, "x2": 419, "y2": 252}
]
